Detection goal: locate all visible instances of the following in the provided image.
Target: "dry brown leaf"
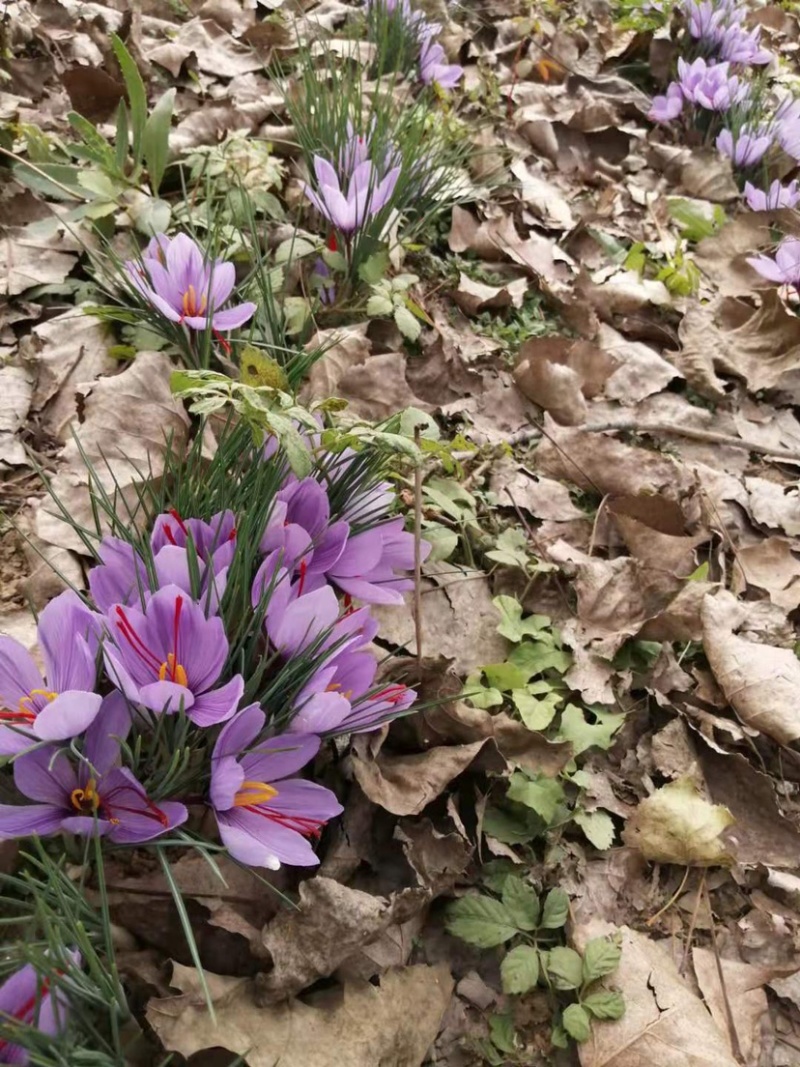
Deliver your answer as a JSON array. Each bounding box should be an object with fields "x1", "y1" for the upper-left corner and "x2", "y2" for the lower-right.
[
  {"x1": 692, "y1": 949, "x2": 771, "y2": 1065},
  {"x1": 693, "y1": 209, "x2": 800, "y2": 298},
  {"x1": 622, "y1": 776, "x2": 735, "y2": 867},
  {"x1": 489, "y1": 458, "x2": 585, "y2": 521},
  {"x1": 147, "y1": 961, "x2": 453, "y2": 1067},
  {"x1": 607, "y1": 495, "x2": 706, "y2": 577},
  {"x1": 574, "y1": 921, "x2": 739, "y2": 1067},
  {"x1": 733, "y1": 538, "x2": 800, "y2": 611},
  {"x1": 150, "y1": 18, "x2": 262, "y2": 77},
  {"x1": 744, "y1": 477, "x2": 800, "y2": 537},
  {"x1": 702, "y1": 591, "x2": 800, "y2": 745},
  {"x1": 254, "y1": 878, "x2": 429, "y2": 1002},
  {"x1": 395, "y1": 818, "x2": 472, "y2": 892},
  {"x1": 0, "y1": 365, "x2": 33, "y2": 466},
  {"x1": 1, "y1": 226, "x2": 80, "y2": 297},
  {"x1": 510, "y1": 159, "x2": 575, "y2": 229},
  {"x1": 451, "y1": 272, "x2": 528, "y2": 316},
  {"x1": 598, "y1": 324, "x2": 681, "y2": 403},
  {"x1": 34, "y1": 352, "x2": 191, "y2": 554},
  {"x1": 515, "y1": 355, "x2": 587, "y2": 425}
]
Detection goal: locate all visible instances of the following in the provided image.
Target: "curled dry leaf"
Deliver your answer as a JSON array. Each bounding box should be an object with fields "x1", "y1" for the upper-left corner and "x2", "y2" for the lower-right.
[
  {"x1": 0, "y1": 365, "x2": 32, "y2": 466},
  {"x1": 574, "y1": 921, "x2": 739, "y2": 1067},
  {"x1": 253, "y1": 877, "x2": 429, "y2": 1002},
  {"x1": 514, "y1": 335, "x2": 617, "y2": 425},
  {"x1": 692, "y1": 949, "x2": 772, "y2": 1065},
  {"x1": 744, "y1": 477, "x2": 800, "y2": 537},
  {"x1": 148, "y1": 961, "x2": 454, "y2": 1067},
  {"x1": 450, "y1": 272, "x2": 528, "y2": 317},
  {"x1": 702, "y1": 591, "x2": 800, "y2": 745},
  {"x1": 733, "y1": 538, "x2": 800, "y2": 612},
  {"x1": 622, "y1": 776, "x2": 735, "y2": 867},
  {"x1": 0, "y1": 226, "x2": 80, "y2": 297}
]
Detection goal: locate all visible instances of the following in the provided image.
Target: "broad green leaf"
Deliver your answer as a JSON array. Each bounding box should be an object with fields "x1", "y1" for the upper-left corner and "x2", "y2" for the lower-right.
[
  {"x1": 582, "y1": 937, "x2": 622, "y2": 984},
  {"x1": 486, "y1": 528, "x2": 529, "y2": 568},
  {"x1": 483, "y1": 804, "x2": 543, "y2": 845},
  {"x1": 421, "y1": 522, "x2": 457, "y2": 562},
  {"x1": 507, "y1": 772, "x2": 564, "y2": 824},
  {"x1": 143, "y1": 87, "x2": 175, "y2": 194},
  {"x1": 500, "y1": 945, "x2": 540, "y2": 994},
  {"x1": 131, "y1": 196, "x2": 171, "y2": 236},
  {"x1": 667, "y1": 197, "x2": 724, "y2": 242},
  {"x1": 488, "y1": 1013, "x2": 518, "y2": 1054},
  {"x1": 493, "y1": 596, "x2": 551, "y2": 643},
  {"x1": 397, "y1": 407, "x2": 439, "y2": 440},
  {"x1": 574, "y1": 809, "x2": 615, "y2": 851},
  {"x1": 111, "y1": 34, "x2": 147, "y2": 167},
  {"x1": 358, "y1": 249, "x2": 390, "y2": 284},
  {"x1": 366, "y1": 294, "x2": 394, "y2": 317},
  {"x1": 283, "y1": 296, "x2": 310, "y2": 336},
  {"x1": 582, "y1": 991, "x2": 625, "y2": 1020},
  {"x1": 266, "y1": 412, "x2": 314, "y2": 477},
  {"x1": 276, "y1": 236, "x2": 318, "y2": 263},
  {"x1": 501, "y1": 877, "x2": 540, "y2": 931},
  {"x1": 77, "y1": 169, "x2": 118, "y2": 199},
  {"x1": 550, "y1": 1023, "x2": 569, "y2": 1049},
  {"x1": 445, "y1": 896, "x2": 518, "y2": 948},
  {"x1": 562, "y1": 1003, "x2": 592, "y2": 1043},
  {"x1": 622, "y1": 776, "x2": 735, "y2": 867},
  {"x1": 508, "y1": 640, "x2": 572, "y2": 678},
  {"x1": 540, "y1": 888, "x2": 569, "y2": 930},
  {"x1": 394, "y1": 303, "x2": 422, "y2": 340},
  {"x1": 463, "y1": 671, "x2": 503, "y2": 709},
  {"x1": 483, "y1": 662, "x2": 529, "y2": 691},
  {"x1": 544, "y1": 946, "x2": 583, "y2": 990},
  {"x1": 512, "y1": 688, "x2": 560, "y2": 731},
  {"x1": 13, "y1": 161, "x2": 85, "y2": 201},
  {"x1": 557, "y1": 704, "x2": 624, "y2": 755}
]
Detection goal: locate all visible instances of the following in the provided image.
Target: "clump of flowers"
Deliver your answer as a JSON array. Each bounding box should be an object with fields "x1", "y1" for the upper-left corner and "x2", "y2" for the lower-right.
[
  {"x1": 747, "y1": 236, "x2": 800, "y2": 290},
  {"x1": 365, "y1": 0, "x2": 463, "y2": 91}
]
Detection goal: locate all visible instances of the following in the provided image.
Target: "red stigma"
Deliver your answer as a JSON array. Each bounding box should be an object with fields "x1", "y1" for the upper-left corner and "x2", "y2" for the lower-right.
[
  {"x1": 213, "y1": 329, "x2": 232, "y2": 356},
  {"x1": 168, "y1": 509, "x2": 188, "y2": 535},
  {"x1": 297, "y1": 559, "x2": 308, "y2": 597},
  {"x1": 327, "y1": 232, "x2": 338, "y2": 252}
]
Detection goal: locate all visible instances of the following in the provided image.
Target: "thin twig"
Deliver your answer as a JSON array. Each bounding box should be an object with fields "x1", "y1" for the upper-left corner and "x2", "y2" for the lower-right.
[
  {"x1": 680, "y1": 869, "x2": 705, "y2": 975},
  {"x1": 646, "y1": 865, "x2": 691, "y2": 927},
  {"x1": 704, "y1": 878, "x2": 744, "y2": 1064},
  {"x1": 413, "y1": 427, "x2": 423, "y2": 669}
]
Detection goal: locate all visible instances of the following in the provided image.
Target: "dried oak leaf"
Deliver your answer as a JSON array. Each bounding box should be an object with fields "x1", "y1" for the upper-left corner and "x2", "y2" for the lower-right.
[
  {"x1": 622, "y1": 776, "x2": 735, "y2": 867},
  {"x1": 574, "y1": 921, "x2": 739, "y2": 1067},
  {"x1": 147, "y1": 961, "x2": 454, "y2": 1067},
  {"x1": 514, "y1": 336, "x2": 617, "y2": 425},
  {"x1": 450, "y1": 272, "x2": 528, "y2": 316},
  {"x1": 0, "y1": 227, "x2": 80, "y2": 298},
  {"x1": 702, "y1": 591, "x2": 800, "y2": 745},
  {"x1": 253, "y1": 877, "x2": 429, "y2": 1003},
  {"x1": 692, "y1": 950, "x2": 772, "y2": 1065},
  {"x1": 151, "y1": 18, "x2": 263, "y2": 77},
  {"x1": 733, "y1": 537, "x2": 800, "y2": 611},
  {"x1": 744, "y1": 476, "x2": 800, "y2": 537}
]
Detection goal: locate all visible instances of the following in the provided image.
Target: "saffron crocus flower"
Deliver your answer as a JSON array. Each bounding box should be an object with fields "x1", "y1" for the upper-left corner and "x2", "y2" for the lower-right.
[
  {"x1": 0, "y1": 693, "x2": 187, "y2": 844},
  {"x1": 0, "y1": 591, "x2": 101, "y2": 754},
  {"x1": 419, "y1": 38, "x2": 463, "y2": 90},
  {"x1": 0, "y1": 958, "x2": 76, "y2": 1063},
  {"x1": 339, "y1": 119, "x2": 372, "y2": 180},
  {"x1": 210, "y1": 703, "x2": 342, "y2": 869},
  {"x1": 717, "y1": 23, "x2": 771, "y2": 65},
  {"x1": 716, "y1": 126, "x2": 772, "y2": 167},
  {"x1": 302, "y1": 157, "x2": 400, "y2": 234},
  {"x1": 326, "y1": 518, "x2": 429, "y2": 606},
  {"x1": 649, "y1": 83, "x2": 684, "y2": 123},
  {"x1": 677, "y1": 57, "x2": 747, "y2": 110},
  {"x1": 104, "y1": 584, "x2": 244, "y2": 726},
  {"x1": 259, "y1": 478, "x2": 348, "y2": 581},
  {"x1": 685, "y1": 0, "x2": 726, "y2": 44},
  {"x1": 774, "y1": 98, "x2": 800, "y2": 160},
  {"x1": 747, "y1": 237, "x2": 800, "y2": 287},
  {"x1": 125, "y1": 232, "x2": 256, "y2": 332},
  {"x1": 744, "y1": 180, "x2": 800, "y2": 211}
]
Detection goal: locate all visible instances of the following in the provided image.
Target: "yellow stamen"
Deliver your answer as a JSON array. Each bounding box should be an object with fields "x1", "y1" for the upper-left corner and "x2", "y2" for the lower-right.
[
  {"x1": 70, "y1": 778, "x2": 100, "y2": 813},
  {"x1": 19, "y1": 689, "x2": 57, "y2": 711},
  {"x1": 181, "y1": 285, "x2": 207, "y2": 318},
  {"x1": 158, "y1": 653, "x2": 188, "y2": 687},
  {"x1": 234, "y1": 780, "x2": 279, "y2": 807}
]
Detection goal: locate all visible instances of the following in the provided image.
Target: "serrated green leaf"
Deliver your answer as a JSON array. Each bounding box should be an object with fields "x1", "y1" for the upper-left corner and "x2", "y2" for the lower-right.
[
  {"x1": 574, "y1": 809, "x2": 615, "y2": 851},
  {"x1": 545, "y1": 946, "x2": 583, "y2": 990},
  {"x1": 483, "y1": 804, "x2": 543, "y2": 845},
  {"x1": 550, "y1": 1023, "x2": 569, "y2": 1049},
  {"x1": 366, "y1": 294, "x2": 395, "y2": 317},
  {"x1": 421, "y1": 522, "x2": 458, "y2": 562},
  {"x1": 500, "y1": 945, "x2": 540, "y2": 994},
  {"x1": 512, "y1": 688, "x2": 560, "y2": 731},
  {"x1": 557, "y1": 704, "x2": 624, "y2": 755},
  {"x1": 501, "y1": 877, "x2": 540, "y2": 930},
  {"x1": 143, "y1": 87, "x2": 175, "y2": 194},
  {"x1": 445, "y1": 896, "x2": 518, "y2": 948},
  {"x1": 358, "y1": 249, "x2": 390, "y2": 284},
  {"x1": 582, "y1": 937, "x2": 622, "y2": 984},
  {"x1": 507, "y1": 772, "x2": 564, "y2": 824},
  {"x1": 562, "y1": 1003, "x2": 592, "y2": 1042},
  {"x1": 540, "y1": 887, "x2": 569, "y2": 930},
  {"x1": 582, "y1": 990, "x2": 625, "y2": 1020},
  {"x1": 266, "y1": 412, "x2": 314, "y2": 477},
  {"x1": 394, "y1": 304, "x2": 422, "y2": 341}
]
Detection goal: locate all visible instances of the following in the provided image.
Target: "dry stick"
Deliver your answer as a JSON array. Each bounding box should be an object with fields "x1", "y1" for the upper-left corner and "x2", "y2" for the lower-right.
[
  {"x1": 680, "y1": 869, "x2": 706, "y2": 975},
  {"x1": 413, "y1": 426, "x2": 424, "y2": 669},
  {"x1": 509, "y1": 419, "x2": 800, "y2": 464},
  {"x1": 646, "y1": 865, "x2": 691, "y2": 927},
  {"x1": 704, "y1": 878, "x2": 744, "y2": 1064}
]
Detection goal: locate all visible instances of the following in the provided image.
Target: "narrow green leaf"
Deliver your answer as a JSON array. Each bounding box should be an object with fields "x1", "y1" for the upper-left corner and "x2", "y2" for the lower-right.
[
  {"x1": 582, "y1": 937, "x2": 622, "y2": 985},
  {"x1": 445, "y1": 895, "x2": 518, "y2": 948},
  {"x1": 500, "y1": 945, "x2": 540, "y2": 994},
  {"x1": 115, "y1": 99, "x2": 129, "y2": 171},
  {"x1": 540, "y1": 888, "x2": 569, "y2": 930},
  {"x1": 582, "y1": 990, "x2": 625, "y2": 1020},
  {"x1": 501, "y1": 877, "x2": 540, "y2": 931},
  {"x1": 67, "y1": 111, "x2": 115, "y2": 167},
  {"x1": 111, "y1": 34, "x2": 147, "y2": 167},
  {"x1": 142, "y1": 87, "x2": 175, "y2": 194},
  {"x1": 562, "y1": 1003, "x2": 592, "y2": 1043}
]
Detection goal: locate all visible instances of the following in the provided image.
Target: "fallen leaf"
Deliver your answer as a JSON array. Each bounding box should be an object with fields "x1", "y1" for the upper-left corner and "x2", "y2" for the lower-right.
[
  {"x1": 622, "y1": 776, "x2": 735, "y2": 867},
  {"x1": 147, "y1": 962, "x2": 454, "y2": 1067},
  {"x1": 510, "y1": 159, "x2": 575, "y2": 229},
  {"x1": 574, "y1": 921, "x2": 739, "y2": 1067},
  {"x1": 0, "y1": 365, "x2": 32, "y2": 465},
  {"x1": 692, "y1": 949, "x2": 771, "y2": 1065},
  {"x1": 1, "y1": 226, "x2": 79, "y2": 297},
  {"x1": 702, "y1": 591, "x2": 800, "y2": 745},
  {"x1": 451, "y1": 272, "x2": 528, "y2": 316},
  {"x1": 744, "y1": 477, "x2": 800, "y2": 537},
  {"x1": 733, "y1": 538, "x2": 800, "y2": 611},
  {"x1": 489, "y1": 458, "x2": 586, "y2": 521},
  {"x1": 150, "y1": 18, "x2": 262, "y2": 77}
]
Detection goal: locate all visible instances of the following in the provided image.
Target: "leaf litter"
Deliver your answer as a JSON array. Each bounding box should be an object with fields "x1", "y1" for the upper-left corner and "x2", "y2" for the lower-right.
[{"x1": 4, "y1": 0, "x2": 800, "y2": 1063}]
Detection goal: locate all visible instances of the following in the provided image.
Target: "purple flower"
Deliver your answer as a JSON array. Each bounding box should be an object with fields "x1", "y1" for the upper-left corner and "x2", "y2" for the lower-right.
[
  {"x1": 649, "y1": 82, "x2": 684, "y2": 123},
  {"x1": 744, "y1": 179, "x2": 800, "y2": 211},
  {"x1": 312, "y1": 258, "x2": 336, "y2": 306},
  {"x1": 775, "y1": 98, "x2": 800, "y2": 160},
  {"x1": 717, "y1": 23, "x2": 771, "y2": 65},
  {"x1": 339, "y1": 119, "x2": 373, "y2": 179},
  {"x1": 0, "y1": 591, "x2": 101, "y2": 755},
  {"x1": 685, "y1": 0, "x2": 726, "y2": 44},
  {"x1": 210, "y1": 704, "x2": 342, "y2": 869},
  {"x1": 326, "y1": 517, "x2": 429, "y2": 606},
  {"x1": 677, "y1": 57, "x2": 747, "y2": 110},
  {"x1": 0, "y1": 693, "x2": 187, "y2": 844},
  {"x1": 747, "y1": 237, "x2": 800, "y2": 286},
  {"x1": 258, "y1": 478, "x2": 348, "y2": 584},
  {"x1": 419, "y1": 38, "x2": 463, "y2": 90},
  {"x1": 302, "y1": 157, "x2": 400, "y2": 234},
  {"x1": 716, "y1": 125, "x2": 772, "y2": 167},
  {"x1": 91, "y1": 512, "x2": 234, "y2": 617},
  {"x1": 125, "y1": 233, "x2": 256, "y2": 332},
  {"x1": 0, "y1": 957, "x2": 76, "y2": 1063},
  {"x1": 104, "y1": 584, "x2": 244, "y2": 726}
]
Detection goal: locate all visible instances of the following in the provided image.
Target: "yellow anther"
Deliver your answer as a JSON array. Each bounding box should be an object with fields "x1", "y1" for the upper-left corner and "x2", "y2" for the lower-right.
[
  {"x1": 181, "y1": 285, "x2": 207, "y2": 318},
  {"x1": 234, "y1": 780, "x2": 279, "y2": 807},
  {"x1": 19, "y1": 689, "x2": 57, "y2": 711},
  {"x1": 158, "y1": 653, "x2": 188, "y2": 687},
  {"x1": 70, "y1": 778, "x2": 100, "y2": 813}
]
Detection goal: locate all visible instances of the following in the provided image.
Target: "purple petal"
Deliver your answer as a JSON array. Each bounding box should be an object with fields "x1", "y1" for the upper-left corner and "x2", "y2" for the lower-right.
[
  {"x1": 210, "y1": 754, "x2": 244, "y2": 812},
  {"x1": 186, "y1": 674, "x2": 244, "y2": 727},
  {"x1": 100, "y1": 767, "x2": 186, "y2": 842},
  {"x1": 31, "y1": 691, "x2": 103, "y2": 743},
  {"x1": 217, "y1": 808, "x2": 318, "y2": 868},
  {"x1": 269, "y1": 586, "x2": 339, "y2": 654},
  {"x1": 289, "y1": 691, "x2": 350, "y2": 733},
  {"x1": 166, "y1": 233, "x2": 205, "y2": 294},
  {"x1": 83, "y1": 692, "x2": 130, "y2": 776},
  {"x1": 137, "y1": 679, "x2": 196, "y2": 714},
  {"x1": 240, "y1": 732, "x2": 320, "y2": 782},
  {"x1": 38, "y1": 591, "x2": 98, "y2": 692},
  {"x1": 0, "y1": 637, "x2": 42, "y2": 709},
  {"x1": 59, "y1": 815, "x2": 109, "y2": 837},
  {"x1": 13, "y1": 747, "x2": 76, "y2": 805},
  {"x1": 313, "y1": 156, "x2": 341, "y2": 193},
  {"x1": 208, "y1": 303, "x2": 257, "y2": 331},
  {"x1": 207, "y1": 261, "x2": 235, "y2": 310},
  {"x1": 213, "y1": 702, "x2": 264, "y2": 761},
  {"x1": 0, "y1": 803, "x2": 64, "y2": 838},
  {"x1": 109, "y1": 799, "x2": 187, "y2": 843}
]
